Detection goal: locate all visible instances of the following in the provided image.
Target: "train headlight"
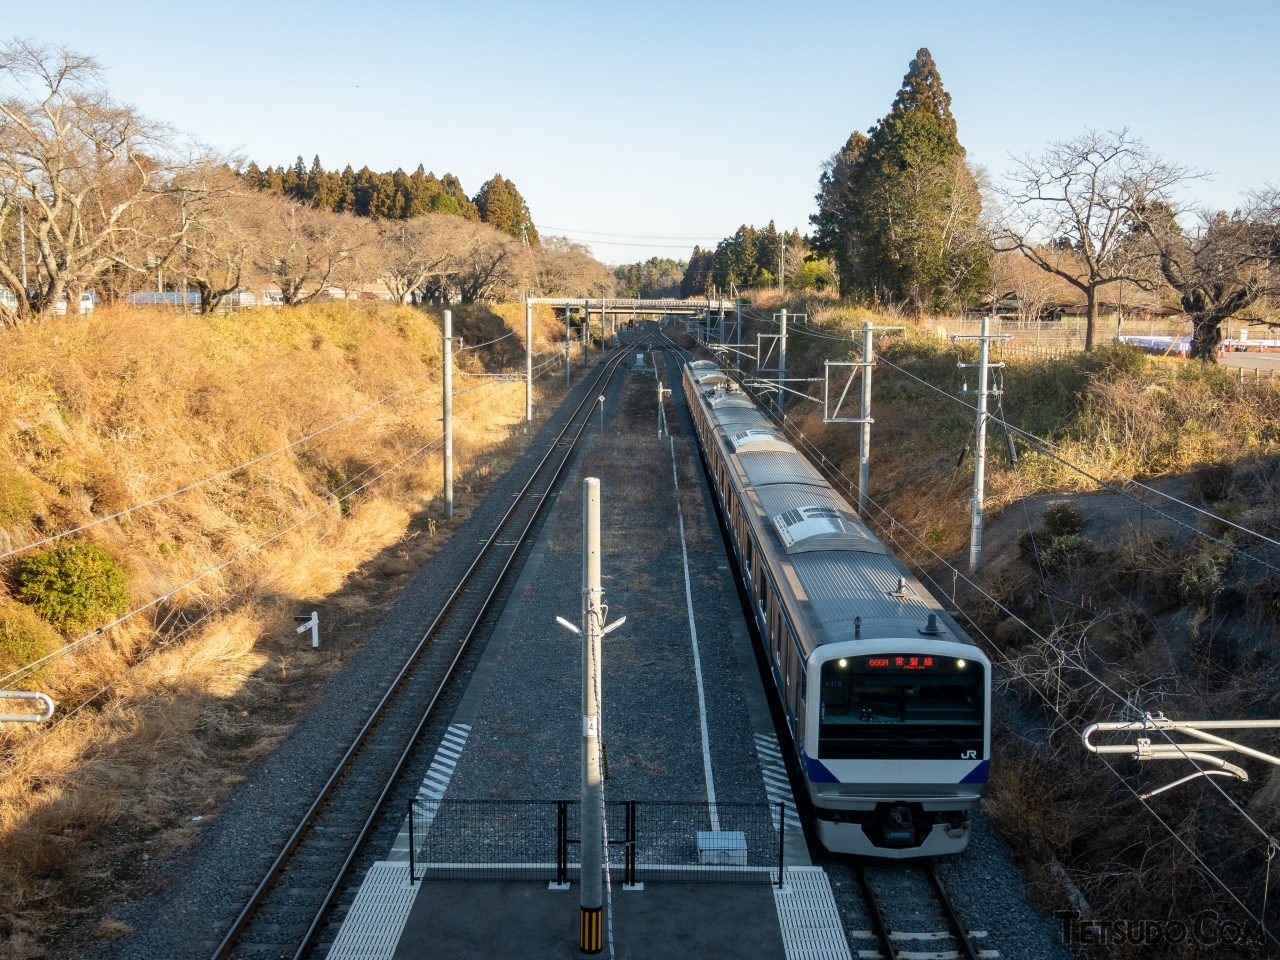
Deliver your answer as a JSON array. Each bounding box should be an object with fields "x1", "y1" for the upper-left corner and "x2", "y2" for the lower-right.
[
  {"x1": 838, "y1": 658, "x2": 848, "y2": 668},
  {"x1": 956, "y1": 659, "x2": 966, "y2": 669}
]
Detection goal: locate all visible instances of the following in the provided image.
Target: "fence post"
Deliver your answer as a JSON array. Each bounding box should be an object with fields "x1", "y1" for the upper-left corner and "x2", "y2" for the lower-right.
[
  {"x1": 626, "y1": 800, "x2": 637, "y2": 887},
  {"x1": 408, "y1": 798, "x2": 416, "y2": 885},
  {"x1": 557, "y1": 800, "x2": 568, "y2": 886},
  {"x1": 777, "y1": 801, "x2": 785, "y2": 888}
]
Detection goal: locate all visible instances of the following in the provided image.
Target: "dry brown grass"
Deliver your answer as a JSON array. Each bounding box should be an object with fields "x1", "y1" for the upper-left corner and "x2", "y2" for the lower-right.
[{"x1": 0, "y1": 300, "x2": 571, "y2": 956}]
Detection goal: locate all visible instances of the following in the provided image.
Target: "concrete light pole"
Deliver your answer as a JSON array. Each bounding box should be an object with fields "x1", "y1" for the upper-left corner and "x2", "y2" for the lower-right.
[
  {"x1": 442, "y1": 309, "x2": 453, "y2": 518},
  {"x1": 579, "y1": 477, "x2": 604, "y2": 954},
  {"x1": 525, "y1": 300, "x2": 533, "y2": 425}
]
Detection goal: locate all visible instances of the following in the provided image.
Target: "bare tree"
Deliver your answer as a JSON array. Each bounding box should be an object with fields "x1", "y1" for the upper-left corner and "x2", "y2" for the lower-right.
[
  {"x1": 0, "y1": 38, "x2": 190, "y2": 322},
  {"x1": 377, "y1": 214, "x2": 459, "y2": 305},
  {"x1": 990, "y1": 247, "x2": 1079, "y2": 329},
  {"x1": 137, "y1": 162, "x2": 256, "y2": 314},
  {"x1": 534, "y1": 236, "x2": 615, "y2": 298},
  {"x1": 449, "y1": 220, "x2": 519, "y2": 303},
  {"x1": 996, "y1": 129, "x2": 1191, "y2": 350},
  {"x1": 255, "y1": 200, "x2": 360, "y2": 306},
  {"x1": 1133, "y1": 190, "x2": 1280, "y2": 360}
]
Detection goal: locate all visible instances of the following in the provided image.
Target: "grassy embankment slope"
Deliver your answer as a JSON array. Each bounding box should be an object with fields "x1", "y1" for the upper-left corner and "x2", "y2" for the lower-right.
[
  {"x1": 0, "y1": 300, "x2": 568, "y2": 956},
  {"x1": 741, "y1": 294, "x2": 1280, "y2": 957}
]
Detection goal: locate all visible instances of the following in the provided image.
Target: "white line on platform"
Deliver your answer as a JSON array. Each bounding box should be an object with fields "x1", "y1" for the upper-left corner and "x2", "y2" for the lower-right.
[{"x1": 668, "y1": 432, "x2": 719, "y2": 831}]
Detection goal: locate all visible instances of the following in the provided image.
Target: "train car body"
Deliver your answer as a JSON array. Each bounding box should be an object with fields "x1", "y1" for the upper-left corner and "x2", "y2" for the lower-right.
[{"x1": 683, "y1": 359, "x2": 991, "y2": 858}]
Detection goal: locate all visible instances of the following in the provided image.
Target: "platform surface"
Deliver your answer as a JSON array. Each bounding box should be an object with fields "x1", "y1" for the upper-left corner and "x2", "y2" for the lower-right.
[{"x1": 391, "y1": 880, "x2": 786, "y2": 960}]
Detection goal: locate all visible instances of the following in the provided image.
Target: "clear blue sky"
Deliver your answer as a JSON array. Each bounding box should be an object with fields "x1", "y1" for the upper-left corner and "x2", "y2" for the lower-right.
[{"x1": 9, "y1": 1, "x2": 1277, "y2": 263}]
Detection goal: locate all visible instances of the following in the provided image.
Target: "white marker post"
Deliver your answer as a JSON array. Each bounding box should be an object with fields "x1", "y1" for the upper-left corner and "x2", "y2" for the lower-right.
[{"x1": 294, "y1": 612, "x2": 319, "y2": 649}]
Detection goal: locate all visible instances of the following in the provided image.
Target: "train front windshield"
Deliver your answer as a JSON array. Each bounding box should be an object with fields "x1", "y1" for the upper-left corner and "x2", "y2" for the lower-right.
[{"x1": 818, "y1": 654, "x2": 984, "y2": 760}]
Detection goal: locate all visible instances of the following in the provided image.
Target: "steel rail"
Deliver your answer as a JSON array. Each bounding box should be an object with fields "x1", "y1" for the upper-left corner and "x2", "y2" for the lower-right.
[
  {"x1": 925, "y1": 859, "x2": 980, "y2": 960},
  {"x1": 211, "y1": 344, "x2": 638, "y2": 960},
  {"x1": 663, "y1": 326, "x2": 982, "y2": 960},
  {"x1": 291, "y1": 345, "x2": 638, "y2": 959},
  {"x1": 852, "y1": 858, "x2": 899, "y2": 960}
]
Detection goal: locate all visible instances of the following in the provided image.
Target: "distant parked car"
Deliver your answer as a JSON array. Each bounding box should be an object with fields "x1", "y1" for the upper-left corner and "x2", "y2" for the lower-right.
[{"x1": 52, "y1": 291, "x2": 96, "y2": 315}]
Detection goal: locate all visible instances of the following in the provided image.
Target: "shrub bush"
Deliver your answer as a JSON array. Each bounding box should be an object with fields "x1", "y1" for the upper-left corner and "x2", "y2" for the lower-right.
[
  {"x1": 17, "y1": 543, "x2": 130, "y2": 633},
  {"x1": 0, "y1": 599, "x2": 60, "y2": 681},
  {"x1": 1040, "y1": 500, "x2": 1085, "y2": 538}
]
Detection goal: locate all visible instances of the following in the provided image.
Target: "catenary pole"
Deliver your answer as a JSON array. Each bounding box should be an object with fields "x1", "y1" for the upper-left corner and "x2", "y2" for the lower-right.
[
  {"x1": 579, "y1": 477, "x2": 605, "y2": 954},
  {"x1": 583, "y1": 300, "x2": 590, "y2": 365},
  {"x1": 525, "y1": 300, "x2": 533, "y2": 425},
  {"x1": 777, "y1": 308, "x2": 788, "y2": 416},
  {"x1": 443, "y1": 309, "x2": 453, "y2": 519},
  {"x1": 565, "y1": 306, "x2": 572, "y2": 386},
  {"x1": 859, "y1": 322, "x2": 873, "y2": 516},
  {"x1": 969, "y1": 314, "x2": 991, "y2": 572},
  {"x1": 735, "y1": 302, "x2": 742, "y2": 372}
]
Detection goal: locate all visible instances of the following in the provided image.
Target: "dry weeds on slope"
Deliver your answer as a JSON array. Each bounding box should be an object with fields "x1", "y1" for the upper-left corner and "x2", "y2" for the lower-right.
[{"x1": 0, "y1": 300, "x2": 568, "y2": 956}]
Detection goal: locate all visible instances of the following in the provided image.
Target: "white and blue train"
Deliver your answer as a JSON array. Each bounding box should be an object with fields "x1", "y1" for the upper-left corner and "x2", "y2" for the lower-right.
[{"x1": 683, "y1": 359, "x2": 991, "y2": 858}]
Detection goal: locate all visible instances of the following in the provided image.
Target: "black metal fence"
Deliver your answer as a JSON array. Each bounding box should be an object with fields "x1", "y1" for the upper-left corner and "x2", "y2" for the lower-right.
[{"x1": 408, "y1": 798, "x2": 785, "y2": 886}]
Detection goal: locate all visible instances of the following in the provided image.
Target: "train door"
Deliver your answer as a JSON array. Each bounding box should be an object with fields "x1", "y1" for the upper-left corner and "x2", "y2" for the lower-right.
[{"x1": 785, "y1": 635, "x2": 803, "y2": 741}]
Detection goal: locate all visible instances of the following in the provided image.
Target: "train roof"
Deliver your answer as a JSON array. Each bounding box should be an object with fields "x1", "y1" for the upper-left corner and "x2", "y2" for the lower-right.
[{"x1": 686, "y1": 360, "x2": 974, "y2": 650}]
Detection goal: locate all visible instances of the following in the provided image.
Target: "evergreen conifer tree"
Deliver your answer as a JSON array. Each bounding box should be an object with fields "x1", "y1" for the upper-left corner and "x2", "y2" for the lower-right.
[{"x1": 812, "y1": 49, "x2": 987, "y2": 311}]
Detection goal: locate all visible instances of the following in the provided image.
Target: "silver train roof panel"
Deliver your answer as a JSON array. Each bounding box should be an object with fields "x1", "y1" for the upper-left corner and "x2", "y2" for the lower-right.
[
  {"x1": 737, "y1": 451, "x2": 827, "y2": 488},
  {"x1": 713, "y1": 410, "x2": 772, "y2": 431},
  {"x1": 790, "y1": 551, "x2": 947, "y2": 638},
  {"x1": 694, "y1": 369, "x2": 732, "y2": 388},
  {"x1": 757, "y1": 488, "x2": 886, "y2": 556},
  {"x1": 707, "y1": 392, "x2": 755, "y2": 411},
  {"x1": 728, "y1": 428, "x2": 795, "y2": 454}
]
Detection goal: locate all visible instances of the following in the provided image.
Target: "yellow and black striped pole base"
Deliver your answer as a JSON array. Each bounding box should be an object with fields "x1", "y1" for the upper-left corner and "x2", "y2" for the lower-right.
[{"x1": 579, "y1": 905, "x2": 603, "y2": 954}]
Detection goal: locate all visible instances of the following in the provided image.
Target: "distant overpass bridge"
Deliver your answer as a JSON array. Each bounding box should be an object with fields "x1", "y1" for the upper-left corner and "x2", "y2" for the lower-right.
[{"x1": 527, "y1": 297, "x2": 736, "y2": 317}]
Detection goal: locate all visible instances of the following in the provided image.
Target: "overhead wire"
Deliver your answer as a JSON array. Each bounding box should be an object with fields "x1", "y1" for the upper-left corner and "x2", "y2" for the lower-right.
[
  {"x1": 5, "y1": 354, "x2": 571, "y2": 749},
  {"x1": 0, "y1": 369, "x2": 527, "y2": 691},
  {"x1": 728, "y1": 348, "x2": 1280, "y2": 845},
  {"x1": 771, "y1": 314, "x2": 1280, "y2": 566},
  {"x1": 676, "y1": 326, "x2": 1280, "y2": 932}
]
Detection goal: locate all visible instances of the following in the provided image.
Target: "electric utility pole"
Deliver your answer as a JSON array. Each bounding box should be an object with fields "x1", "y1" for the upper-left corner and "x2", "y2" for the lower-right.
[
  {"x1": 954, "y1": 315, "x2": 1009, "y2": 572},
  {"x1": 583, "y1": 300, "x2": 590, "y2": 365},
  {"x1": 858, "y1": 322, "x2": 873, "y2": 515},
  {"x1": 565, "y1": 305, "x2": 572, "y2": 386},
  {"x1": 525, "y1": 300, "x2": 533, "y2": 425},
  {"x1": 443, "y1": 309, "x2": 454, "y2": 518}
]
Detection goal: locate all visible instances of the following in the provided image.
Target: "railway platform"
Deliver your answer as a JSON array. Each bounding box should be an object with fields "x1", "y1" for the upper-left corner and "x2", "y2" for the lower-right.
[{"x1": 390, "y1": 879, "x2": 786, "y2": 960}]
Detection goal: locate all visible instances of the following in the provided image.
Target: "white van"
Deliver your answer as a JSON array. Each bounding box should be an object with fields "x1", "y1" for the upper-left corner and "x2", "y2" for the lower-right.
[{"x1": 52, "y1": 291, "x2": 96, "y2": 315}]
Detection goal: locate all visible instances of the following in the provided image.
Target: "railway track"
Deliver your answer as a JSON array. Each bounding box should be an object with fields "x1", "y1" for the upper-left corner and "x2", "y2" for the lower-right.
[
  {"x1": 853, "y1": 858, "x2": 992, "y2": 960},
  {"x1": 658, "y1": 327, "x2": 995, "y2": 960},
  {"x1": 211, "y1": 344, "x2": 639, "y2": 960}
]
